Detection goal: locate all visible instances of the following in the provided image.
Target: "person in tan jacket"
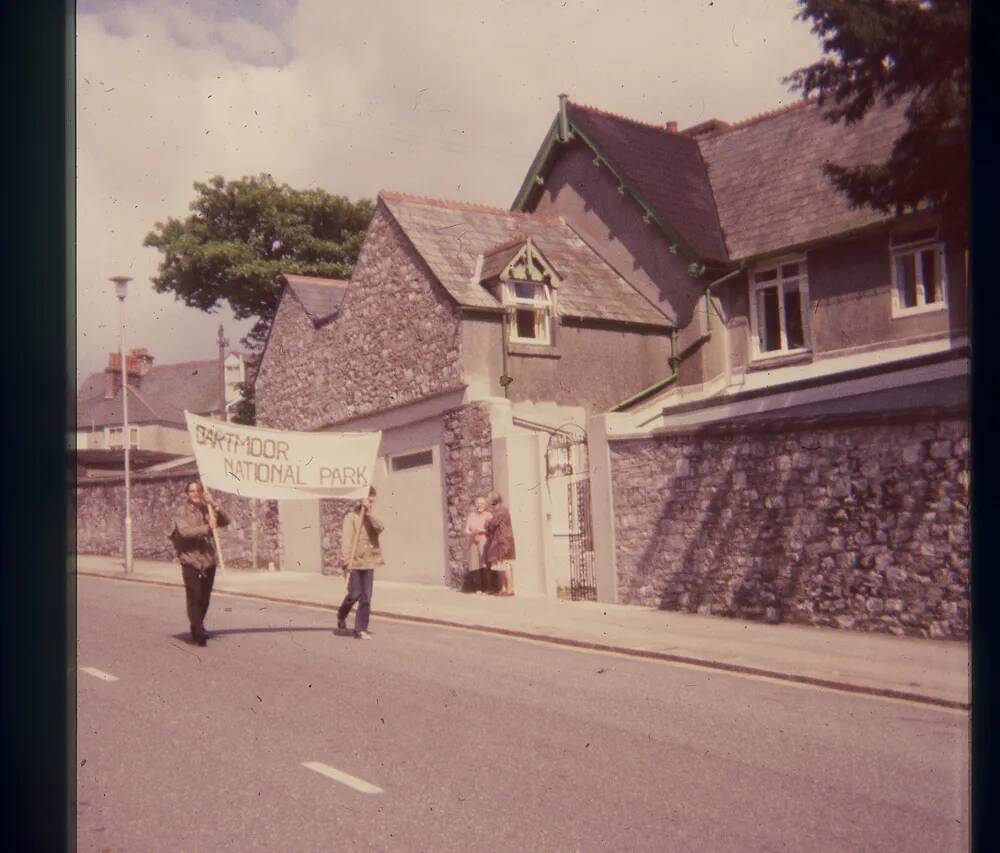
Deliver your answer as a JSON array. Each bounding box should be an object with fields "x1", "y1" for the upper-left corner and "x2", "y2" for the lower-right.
[{"x1": 336, "y1": 487, "x2": 384, "y2": 639}]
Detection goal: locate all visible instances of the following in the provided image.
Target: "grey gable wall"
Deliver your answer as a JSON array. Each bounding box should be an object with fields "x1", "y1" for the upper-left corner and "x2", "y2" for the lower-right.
[
  {"x1": 531, "y1": 140, "x2": 703, "y2": 329},
  {"x1": 256, "y1": 202, "x2": 465, "y2": 431},
  {"x1": 256, "y1": 286, "x2": 329, "y2": 429}
]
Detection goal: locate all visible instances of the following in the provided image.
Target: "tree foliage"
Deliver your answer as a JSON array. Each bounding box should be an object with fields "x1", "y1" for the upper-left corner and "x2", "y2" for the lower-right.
[
  {"x1": 144, "y1": 174, "x2": 374, "y2": 351},
  {"x1": 785, "y1": 0, "x2": 969, "y2": 240}
]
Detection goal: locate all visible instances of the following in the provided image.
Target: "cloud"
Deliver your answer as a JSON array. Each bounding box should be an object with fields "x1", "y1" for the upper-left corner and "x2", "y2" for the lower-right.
[{"x1": 76, "y1": 0, "x2": 821, "y2": 385}]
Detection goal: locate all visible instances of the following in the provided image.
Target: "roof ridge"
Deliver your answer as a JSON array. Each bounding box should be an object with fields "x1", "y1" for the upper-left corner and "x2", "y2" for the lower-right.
[
  {"x1": 482, "y1": 235, "x2": 530, "y2": 257},
  {"x1": 379, "y1": 190, "x2": 562, "y2": 224},
  {"x1": 147, "y1": 358, "x2": 219, "y2": 371},
  {"x1": 568, "y1": 100, "x2": 691, "y2": 138},
  {"x1": 711, "y1": 96, "x2": 817, "y2": 135},
  {"x1": 282, "y1": 273, "x2": 350, "y2": 286}
]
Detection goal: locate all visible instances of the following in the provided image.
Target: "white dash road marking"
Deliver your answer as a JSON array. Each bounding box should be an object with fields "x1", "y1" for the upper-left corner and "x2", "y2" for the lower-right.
[
  {"x1": 80, "y1": 667, "x2": 119, "y2": 682},
  {"x1": 302, "y1": 761, "x2": 384, "y2": 794}
]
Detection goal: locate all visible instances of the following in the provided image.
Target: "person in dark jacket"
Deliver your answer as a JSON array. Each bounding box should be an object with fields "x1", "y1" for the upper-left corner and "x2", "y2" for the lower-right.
[
  {"x1": 171, "y1": 481, "x2": 230, "y2": 646},
  {"x1": 484, "y1": 491, "x2": 516, "y2": 596},
  {"x1": 337, "y1": 486, "x2": 384, "y2": 639}
]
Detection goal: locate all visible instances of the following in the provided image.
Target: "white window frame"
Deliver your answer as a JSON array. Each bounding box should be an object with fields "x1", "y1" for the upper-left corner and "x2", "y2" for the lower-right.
[
  {"x1": 504, "y1": 279, "x2": 554, "y2": 345},
  {"x1": 748, "y1": 256, "x2": 811, "y2": 359},
  {"x1": 105, "y1": 425, "x2": 139, "y2": 449},
  {"x1": 889, "y1": 231, "x2": 948, "y2": 318}
]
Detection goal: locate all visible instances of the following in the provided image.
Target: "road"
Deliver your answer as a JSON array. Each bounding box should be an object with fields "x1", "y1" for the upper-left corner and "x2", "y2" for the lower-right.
[{"x1": 76, "y1": 576, "x2": 968, "y2": 852}]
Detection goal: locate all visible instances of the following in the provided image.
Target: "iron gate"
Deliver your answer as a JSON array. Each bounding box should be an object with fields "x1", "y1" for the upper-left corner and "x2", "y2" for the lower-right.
[{"x1": 545, "y1": 428, "x2": 596, "y2": 601}]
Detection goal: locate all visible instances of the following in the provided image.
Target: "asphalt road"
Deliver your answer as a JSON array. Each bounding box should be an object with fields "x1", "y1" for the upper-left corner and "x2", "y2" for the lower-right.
[{"x1": 76, "y1": 575, "x2": 969, "y2": 852}]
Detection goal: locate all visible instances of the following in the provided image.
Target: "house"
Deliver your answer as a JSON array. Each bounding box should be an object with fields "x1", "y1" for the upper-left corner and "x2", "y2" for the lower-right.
[
  {"x1": 256, "y1": 94, "x2": 968, "y2": 637},
  {"x1": 514, "y1": 95, "x2": 967, "y2": 426},
  {"x1": 76, "y1": 332, "x2": 246, "y2": 477},
  {"x1": 257, "y1": 206, "x2": 671, "y2": 592}
]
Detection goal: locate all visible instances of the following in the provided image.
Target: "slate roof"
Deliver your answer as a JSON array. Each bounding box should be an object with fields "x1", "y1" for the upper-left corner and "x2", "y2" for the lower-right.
[
  {"x1": 283, "y1": 274, "x2": 349, "y2": 326},
  {"x1": 518, "y1": 95, "x2": 910, "y2": 264},
  {"x1": 696, "y1": 97, "x2": 908, "y2": 260},
  {"x1": 479, "y1": 237, "x2": 531, "y2": 282},
  {"x1": 76, "y1": 358, "x2": 224, "y2": 429},
  {"x1": 379, "y1": 192, "x2": 667, "y2": 328},
  {"x1": 566, "y1": 102, "x2": 729, "y2": 262}
]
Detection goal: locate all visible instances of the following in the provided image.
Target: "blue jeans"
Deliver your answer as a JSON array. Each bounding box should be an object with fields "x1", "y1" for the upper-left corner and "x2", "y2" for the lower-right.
[{"x1": 337, "y1": 569, "x2": 374, "y2": 632}]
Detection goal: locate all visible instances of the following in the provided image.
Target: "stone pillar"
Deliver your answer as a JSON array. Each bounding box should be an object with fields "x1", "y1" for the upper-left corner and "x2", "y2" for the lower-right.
[{"x1": 586, "y1": 412, "x2": 630, "y2": 604}]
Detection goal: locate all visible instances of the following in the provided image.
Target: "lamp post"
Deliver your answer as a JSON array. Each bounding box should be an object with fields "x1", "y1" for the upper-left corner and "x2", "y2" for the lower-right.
[{"x1": 111, "y1": 275, "x2": 134, "y2": 574}]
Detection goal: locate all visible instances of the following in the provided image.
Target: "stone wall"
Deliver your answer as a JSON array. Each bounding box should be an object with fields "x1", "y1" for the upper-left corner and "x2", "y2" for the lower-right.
[
  {"x1": 319, "y1": 498, "x2": 357, "y2": 575},
  {"x1": 76, "y1": 470, "x2": 280, "y2": 569},
  {"x1": 256, "y1": 201, "x2": 465, "y2": 431},
  {"x1": 255, "y1": 286, "x2": 330, "y2": 430},
  {"x1": 608, "y1": 407, "x2": 969, "y2": 638},
  {"x1": 442, "y1": 402, "x2": 495, "y2": 589}
]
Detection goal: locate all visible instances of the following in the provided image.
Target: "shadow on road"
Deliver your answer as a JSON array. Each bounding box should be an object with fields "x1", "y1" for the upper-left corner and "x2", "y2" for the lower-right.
[{"x1": 168, "y1": 626, "x2": 349, "y2": 642}]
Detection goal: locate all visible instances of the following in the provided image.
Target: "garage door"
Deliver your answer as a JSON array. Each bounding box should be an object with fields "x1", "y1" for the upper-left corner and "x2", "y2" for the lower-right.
[{"x1": 371, "y1": 445, "x2": 447, "y2": 585}]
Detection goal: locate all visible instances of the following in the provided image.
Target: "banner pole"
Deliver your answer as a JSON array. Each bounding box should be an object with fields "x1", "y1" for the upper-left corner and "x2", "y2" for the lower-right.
[
  {"x1": 344, "y1": 502, "x2": 367, "y2": 590},
  {"x1": 204, "y1": 485, "x2": 226, "y2": 572}
]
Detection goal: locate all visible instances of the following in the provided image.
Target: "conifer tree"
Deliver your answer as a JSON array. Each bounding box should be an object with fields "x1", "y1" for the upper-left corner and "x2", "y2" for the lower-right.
[{"x1": 786, "y1": 0, "x2": 969, "y2": 240}]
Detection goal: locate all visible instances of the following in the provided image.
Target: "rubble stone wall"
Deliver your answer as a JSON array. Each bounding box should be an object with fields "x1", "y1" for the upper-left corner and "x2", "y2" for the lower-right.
[
  {"x1": 442, "y1": 402, "x2": 495, "y2": 589},
  {"x1": 608, "y1": 408, "x2": 970, "y2": 639},
  {"x1": 319, "y1": 498, "x2": 357, "y2": 575},
  {"x1": 256, "y1": 202, "x2": 465, "y2": 431},
  {"x1": 76, "y1": 471, "x2": 280, "y2": 569}
]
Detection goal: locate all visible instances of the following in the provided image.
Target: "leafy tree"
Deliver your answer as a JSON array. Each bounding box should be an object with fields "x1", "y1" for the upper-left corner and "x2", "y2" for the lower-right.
[
  {"x1": 785, "y1": 0, "x2": 969, "y2": 241},
  {"x1": 144, "y1": 174, "x2": 374, "y2": 352},
  {"x1": 229, "y1": 378, "x2": 257, "y2": 426}
]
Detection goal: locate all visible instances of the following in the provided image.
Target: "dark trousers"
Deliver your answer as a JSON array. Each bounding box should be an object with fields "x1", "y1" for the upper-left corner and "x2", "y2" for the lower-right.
[
  {"x1": 181, "y1": 563, "x2": 216, "y2": 639},
  {"x1": 337, "y1": 569, "x2": 374, "y2": 632}
]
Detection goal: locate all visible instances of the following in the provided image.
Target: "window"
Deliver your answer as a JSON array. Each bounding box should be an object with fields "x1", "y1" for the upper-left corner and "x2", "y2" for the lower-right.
[
  {"x1": 390, "y1": 449, "x2": 434, "y2": 472},
  {"x1": 890, "y1": 229, "x2": 947, "y2": 315},
  {"x1": 505, "y1": 280, "x2": 554, "y2": 345},
  {"x1": 106, "y1": 426, "x2": 139, "y2": 449},
  {"x1": 749, "y1": 258, "x2": 809, "y2": 357}
]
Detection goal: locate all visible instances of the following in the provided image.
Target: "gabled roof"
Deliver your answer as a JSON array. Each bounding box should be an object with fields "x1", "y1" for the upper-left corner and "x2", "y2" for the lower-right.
[
  {"x1": 565, "y1": 102, "x2": 729, "y2": 261},
  {"x1": 479, "y1": 237, "x2": 561, "y2": 287},
  {"x1": 696, "y1": 97, "x2": 908, "y2": 260},
  {"x1": 282, "y1": 274, "x2": 349, "y2": 326},
  {"x1": 379, "y1": 192, "x2": 668, "y2": 328},
  {"x1": 76, "y1": 358, "x2": 224, "y2": 429},
  {"x1": 479, "y1": 237, "x2": 531, "y2": 282},
  {"x1": 515, "y1": 94, "x2": 910, "y2": 264}
]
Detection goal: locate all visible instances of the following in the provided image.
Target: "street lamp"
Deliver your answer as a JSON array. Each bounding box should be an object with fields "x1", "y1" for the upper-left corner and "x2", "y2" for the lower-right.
[{"x1": 111, "y1": 275, "x2": 134, "y2": 574}]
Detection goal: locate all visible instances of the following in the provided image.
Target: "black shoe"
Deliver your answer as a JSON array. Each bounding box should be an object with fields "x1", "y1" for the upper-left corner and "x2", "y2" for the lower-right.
[
  {"x1": 196, "y1": 636, "x2": 207, "y2": 647},
  {"x1": 337, "y1": 618, "x2": 347, "y2": 632}
]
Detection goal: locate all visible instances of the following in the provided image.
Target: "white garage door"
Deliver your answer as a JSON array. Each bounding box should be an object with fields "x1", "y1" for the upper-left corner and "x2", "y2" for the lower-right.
[{"x1": 371, "y1": 445, "x2": 447, "y2": 585}]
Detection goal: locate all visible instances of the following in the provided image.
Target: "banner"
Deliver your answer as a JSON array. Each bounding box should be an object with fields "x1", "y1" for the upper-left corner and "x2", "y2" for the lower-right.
[{"x1": 185, "y1": 411, "x2": 381, "y2": 500}]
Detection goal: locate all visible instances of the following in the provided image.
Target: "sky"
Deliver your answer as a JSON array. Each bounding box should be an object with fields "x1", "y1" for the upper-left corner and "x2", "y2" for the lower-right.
[{"x1": 75, "y1": 0, "x2": 823, "y2": 385}]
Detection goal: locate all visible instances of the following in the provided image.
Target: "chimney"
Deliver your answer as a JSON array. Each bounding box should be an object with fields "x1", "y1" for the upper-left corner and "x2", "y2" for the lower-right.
[
  {"x1": 130, "y1": 348, "x2": 154, "y2": 377},
  {"x1": 665, "y1": 120, "x2": 678, "y2": 134},
  {"x1": 103, "y1": 352, "x2": 119, "y2": 399},
  {"x1": 557, "y1": 93, "x2": 570, "y2": 143}
]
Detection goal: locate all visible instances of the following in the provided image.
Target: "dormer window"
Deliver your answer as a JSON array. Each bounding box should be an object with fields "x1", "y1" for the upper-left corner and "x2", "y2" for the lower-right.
[
  {"x1": 506, "y1": 280, "x2": 554, "y2": 344},
  {"x1": 479, "y1": 236, "x2": 560, "y2": 348},
  {"x1": 890, "y1": 227, "x2": 947, "y2": 316}
]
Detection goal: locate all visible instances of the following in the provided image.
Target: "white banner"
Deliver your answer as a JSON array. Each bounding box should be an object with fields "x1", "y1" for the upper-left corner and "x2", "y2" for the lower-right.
[{"x1": 185, "y1": 411, "x2": 381, "y2": 500}]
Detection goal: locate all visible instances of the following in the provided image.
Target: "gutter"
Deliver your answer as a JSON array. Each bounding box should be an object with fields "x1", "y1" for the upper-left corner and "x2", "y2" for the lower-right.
[{"x1": 609, "y1": 263, "x2": 746, "y2": 413}]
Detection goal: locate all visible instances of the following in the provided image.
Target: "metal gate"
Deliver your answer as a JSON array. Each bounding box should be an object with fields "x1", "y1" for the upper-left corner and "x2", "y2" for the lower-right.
[{"x1": 545, "y1": 427, "x2": 596, "y2": 601}]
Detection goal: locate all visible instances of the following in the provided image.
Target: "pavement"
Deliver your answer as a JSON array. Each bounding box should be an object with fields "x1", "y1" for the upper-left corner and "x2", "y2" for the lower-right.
[{"x1": 74, "y1": 554, "x2": 970, "y2": 710}]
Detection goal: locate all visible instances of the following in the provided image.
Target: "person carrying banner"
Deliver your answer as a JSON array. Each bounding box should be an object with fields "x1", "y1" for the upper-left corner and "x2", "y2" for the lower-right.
[
  {"x1": 336, "y1": 486, "x2": 383, "y2": 640},
  {"x1": 171, "y1": 481, "x2": 231, "y2": 646}
]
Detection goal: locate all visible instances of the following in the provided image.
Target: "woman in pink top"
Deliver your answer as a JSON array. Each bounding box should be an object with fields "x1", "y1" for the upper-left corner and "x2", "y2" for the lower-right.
[{"x1": 465, "y1": 496, "x2": 492, "y2": 593}]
